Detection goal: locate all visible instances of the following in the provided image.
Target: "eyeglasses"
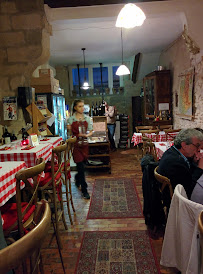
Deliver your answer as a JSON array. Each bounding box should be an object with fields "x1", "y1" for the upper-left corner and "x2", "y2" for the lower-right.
[{"x1": 190, "y1": 143, "x2": 200, "y2": 149}]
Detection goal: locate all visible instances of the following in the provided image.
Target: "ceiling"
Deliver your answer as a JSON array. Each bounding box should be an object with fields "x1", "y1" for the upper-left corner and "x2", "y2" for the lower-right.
[{"x1": 45, "y1": 2, "x2": 185, "y2": 66}]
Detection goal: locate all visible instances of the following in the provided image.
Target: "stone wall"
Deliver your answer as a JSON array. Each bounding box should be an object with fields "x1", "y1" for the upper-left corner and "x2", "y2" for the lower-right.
[
  {"x1": 159, "y1": 37, "x2": 203, "y2": 129},
  {"x1": 0, "y1": 0, "x2": 52, "y2": 137}
]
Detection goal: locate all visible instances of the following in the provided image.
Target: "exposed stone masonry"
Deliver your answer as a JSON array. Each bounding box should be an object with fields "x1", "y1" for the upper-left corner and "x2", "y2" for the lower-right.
[{"x1": 0, "y1": 0, "x2": 52, "y2": 137}]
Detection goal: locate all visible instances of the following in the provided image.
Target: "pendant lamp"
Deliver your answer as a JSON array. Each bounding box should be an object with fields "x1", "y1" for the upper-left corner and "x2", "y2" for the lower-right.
[
  {"x1": 116, "y1": 28, "x2": 130, "y2": 76},
  {"x1": 80, "y1": 48, "x2": 90, "y2": 90},
  {"x1": 116, "y1": 3, "x2": 146, "y2": 29}
]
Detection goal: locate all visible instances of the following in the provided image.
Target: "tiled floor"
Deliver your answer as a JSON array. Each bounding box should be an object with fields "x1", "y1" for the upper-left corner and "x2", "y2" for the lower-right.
[{"x1": 41, "y1": 148, "x2": 178, "y2": 273}]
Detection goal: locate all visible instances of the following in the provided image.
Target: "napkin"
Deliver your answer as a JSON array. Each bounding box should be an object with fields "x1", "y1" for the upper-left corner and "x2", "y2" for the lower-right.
[
  {"x1": 21, "y1": 146, "x2": 35, "y2": 150},
  {"x1": 0, "y1": 146, "x2": 11, "y2": 151},
  {"x1": 40, "y1": 138, "x2": 50, "y2": 141},
  {"x1": 159, "y1": 143, "x2": 166, "y2": 146}
]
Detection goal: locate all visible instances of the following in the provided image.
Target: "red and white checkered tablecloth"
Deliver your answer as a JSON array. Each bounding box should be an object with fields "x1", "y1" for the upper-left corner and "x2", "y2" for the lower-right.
[
  {"x1": 131, "y1": 133, "x2": 142, "y2": 146},
  {"x1": 39, "y1": 136, "x2": 63, "y2": 148},
  {"x1": 154, "y1": 141, "x2": 174, "y2": 159},
  {"x1": 131, "y1": 132, "x2": 179, "y2": 146},
  {"x1": 0, "y1": 161, "x2": 26, "y2": 207},
  {"x1": 0, "y1": 143, "x2": 53, "y2": 167}
]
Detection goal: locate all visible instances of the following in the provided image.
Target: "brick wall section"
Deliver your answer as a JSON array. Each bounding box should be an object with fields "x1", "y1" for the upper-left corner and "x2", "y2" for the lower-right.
[
  {"x1": 0, "y1": 0, "x2": 52, "y2": 138},
  {"x1": 159, "y1": 37, "x2": 203, "y2": 129}
]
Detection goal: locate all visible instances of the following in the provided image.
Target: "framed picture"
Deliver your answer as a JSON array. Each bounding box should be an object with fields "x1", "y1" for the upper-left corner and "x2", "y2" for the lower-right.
[
  {"x1": 3, "y1": 96, "x2": 17, "y2": 120},
  {"x1": 178, "y1": 67, "x2": 195, "y2": 119}
]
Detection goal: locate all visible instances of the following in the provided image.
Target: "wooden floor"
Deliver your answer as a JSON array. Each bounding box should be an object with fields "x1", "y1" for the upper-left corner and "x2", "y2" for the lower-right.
[{"x1": 41, "y1": 148, "x2": 178, "y2": 274}]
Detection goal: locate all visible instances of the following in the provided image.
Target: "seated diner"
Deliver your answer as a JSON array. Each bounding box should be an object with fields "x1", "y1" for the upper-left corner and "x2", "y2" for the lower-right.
[{"x1": 158, "y1": 128, "x2": 203, "y2": 200}]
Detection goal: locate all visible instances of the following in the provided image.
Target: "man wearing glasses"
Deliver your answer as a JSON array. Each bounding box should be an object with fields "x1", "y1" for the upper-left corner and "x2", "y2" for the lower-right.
[{"x1": 158, "y1": 128, "x2": 203, "y2": 199}]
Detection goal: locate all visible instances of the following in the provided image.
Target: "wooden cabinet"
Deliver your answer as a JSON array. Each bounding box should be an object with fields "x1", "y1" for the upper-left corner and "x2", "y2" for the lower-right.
[
  {"x1": 86, "y1": 142, "x2": 111, "y2": 174},
  {"x1": 86, "y1": 116, "x2": 111, "y2": 173},
  {"x1": 143, "y1": 70, "x2": 172, "y2": 125}
]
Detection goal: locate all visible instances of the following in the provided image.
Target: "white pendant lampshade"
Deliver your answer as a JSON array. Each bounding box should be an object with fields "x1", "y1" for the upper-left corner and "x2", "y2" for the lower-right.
[
  {"x1": 116, "y1": 28, "x2": 130, "y2": 76},
  {"x1": 116, "y1": 3, "x2": 146, "y2": 29},
  {"x1": 116, "y1": 64, "x2": 130, "y2": 76},
  {"x1": 81, "y1": 81, "x2": 90, "y2": 90}
]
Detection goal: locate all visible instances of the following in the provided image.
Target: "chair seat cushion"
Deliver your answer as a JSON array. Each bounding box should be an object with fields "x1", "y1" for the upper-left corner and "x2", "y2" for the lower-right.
[
  {"x1": 44, "y1": 161, "x2": 71, "y2": 179},
  {"x1": 39, "y1": 172, "x2": 62, "y2": 187},
  {"x1": 1, "y1": 202, "x2": 36, "y2": 231}
]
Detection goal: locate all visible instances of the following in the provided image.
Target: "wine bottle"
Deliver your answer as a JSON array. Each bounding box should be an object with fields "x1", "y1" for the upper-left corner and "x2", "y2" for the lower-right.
[
  {"x1": 11, "y1": 130, "x2": 17, "y2": 142},
  {"x1": 95, "y1": 102, "x2": 98, "y2": 116},
  {"x1": 98, "y1": 101, "x2": 101, "y2": 116},
  {"x1": 101, "y1": 99, "x2": 105, "y2": 116},
  {"x1": 91, "y1": 102, "x2": 94, "y2": 117},
  {"x1": 3, "y1": 126, "x2": 11, "y2": 144}
]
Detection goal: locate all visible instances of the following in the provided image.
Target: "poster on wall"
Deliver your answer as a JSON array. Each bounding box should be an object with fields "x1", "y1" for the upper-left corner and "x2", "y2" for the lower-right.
[
  {"x1": 3, "y1": 97, "x2": 17, "y2": 120},
  {"x1": 178, "y1": 67, "x2": 195, "y2": 120}
]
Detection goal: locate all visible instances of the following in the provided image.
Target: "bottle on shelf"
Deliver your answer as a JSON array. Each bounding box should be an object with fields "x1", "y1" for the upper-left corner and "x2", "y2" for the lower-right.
[
  {"x1": 91, "y1": 102, "x2": 95, "y2": 117},
  {"x1": 98, "y1": 101, "x2": 102, "y2": 116},
  {"x1": 167, "y1": 110, "x2": 172, "y2": 121},
  {"x1": 3, "y1": 126, "x2": 11, "y2": 144},
  {"x1": 101, "y1": 99, "x2": 105, "y2": 116},
  {"x1": 95, "y1": 102, "x2": 98, "y2": 116},
  {"x1": 11, "y1": 130, "x2": 17, "y2": 142}
]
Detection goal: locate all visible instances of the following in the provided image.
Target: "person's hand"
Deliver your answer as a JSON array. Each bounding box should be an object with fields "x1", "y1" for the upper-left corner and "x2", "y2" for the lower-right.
[
  {"x1": 194, "y1": 151, "x2": 203, "y2": 163},
  {"x1": 198, "y1": 157, "x2": 203, "y2": 169}
]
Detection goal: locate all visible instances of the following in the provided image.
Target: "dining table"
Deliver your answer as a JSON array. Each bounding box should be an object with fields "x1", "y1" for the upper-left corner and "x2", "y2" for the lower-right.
[
  {"x1": 154, "y1": 142, "x2": 170, "y2": 160},
  {"x1": 0, "y1": 161, "x2": 27, "y2": 207},
  {"x1": 131, "y1": 131, "x2": 178, "y2": 146},
  {"x1": 0, "y1": 136, "x2": 63, "y2": 168}
]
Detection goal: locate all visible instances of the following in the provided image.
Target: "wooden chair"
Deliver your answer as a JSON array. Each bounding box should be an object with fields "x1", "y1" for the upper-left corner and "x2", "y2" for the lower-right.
[
  {"x1": 199, "y1": 210, "x2": 203, "y2": 273},
  {"x1": 165, "y1": 129, "x2": 181, "y2": 141},
  {"x1": 0, "y1": 200, "x2": 51, "y2": 274},
  {"x1": 135, "y1": 125, "x2": 153, "y2": 133},
  {"x1": 142, "y1": 129, "x2": 160, "y2": 142},
  {"x1": 142, "y1": 141, "x2": 158, "y2": 162},
  {"x1": 1, "y1": 158, "x2": 45, "y2": 239},
  {"x1": 61, "y1": 136, "x2": 77, "y2": 225},
  {"x1": 38, "y1": 143, "x2": 68, "y2": 249},
  {"x1": 158, "y1": 125, "x2": 173, "y2": 131},
  {"x1": 154, "y1": 166, "x2": 173, "y2": 217}
]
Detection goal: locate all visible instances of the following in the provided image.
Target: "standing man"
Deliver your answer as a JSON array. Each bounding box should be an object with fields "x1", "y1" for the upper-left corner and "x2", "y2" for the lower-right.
[{"x1": 105, "y1": 102, "x2": 117, "y2": 151}]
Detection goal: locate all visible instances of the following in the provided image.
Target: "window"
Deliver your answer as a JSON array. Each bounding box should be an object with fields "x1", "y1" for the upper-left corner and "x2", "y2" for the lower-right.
[
  {"x1": 112, "y1": 66, "x2": 120, "y2": 88},
  {"x1": 72, "y1": 68, "x2": 89, "y2": 92},
  {"x1": 93, "y1": 67, "x2": 108, "y2": 89}
]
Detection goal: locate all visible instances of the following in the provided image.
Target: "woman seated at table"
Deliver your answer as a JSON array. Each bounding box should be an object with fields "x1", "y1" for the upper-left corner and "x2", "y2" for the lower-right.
[{"x1": 158, "y1": 128, "x2": 203, "y2": 201}]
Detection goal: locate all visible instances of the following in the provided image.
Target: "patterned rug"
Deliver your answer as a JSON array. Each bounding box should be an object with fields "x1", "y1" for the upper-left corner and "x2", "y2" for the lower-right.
[
  {"x1": 87, "y1": 178, "x2": 142, "y2": 219},
  {"x1": 75, "y1": 230, "x2": 160, "y2": 274}
]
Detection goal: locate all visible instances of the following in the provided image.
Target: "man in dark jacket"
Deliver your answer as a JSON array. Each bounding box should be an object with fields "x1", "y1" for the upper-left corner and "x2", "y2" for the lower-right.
[{"x1": 158, "y1": 128, "x2": 203, "y2": 198}]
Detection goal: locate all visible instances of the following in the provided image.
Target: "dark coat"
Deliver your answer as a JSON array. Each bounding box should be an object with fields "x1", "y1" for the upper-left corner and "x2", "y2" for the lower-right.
[{"x1": 158, "y1": 146, "x2": 203, "y2": 198}]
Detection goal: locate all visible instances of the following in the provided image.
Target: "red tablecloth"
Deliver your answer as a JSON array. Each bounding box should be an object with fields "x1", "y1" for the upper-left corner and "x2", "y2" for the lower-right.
[{"x1": 0, "y1": 161, "x2": 26, "y2": 207}]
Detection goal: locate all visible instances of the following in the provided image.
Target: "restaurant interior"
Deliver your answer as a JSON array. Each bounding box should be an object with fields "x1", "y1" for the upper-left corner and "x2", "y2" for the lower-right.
[{"x1": 0, "y1": 0, "x2": 203, "y2": 273}]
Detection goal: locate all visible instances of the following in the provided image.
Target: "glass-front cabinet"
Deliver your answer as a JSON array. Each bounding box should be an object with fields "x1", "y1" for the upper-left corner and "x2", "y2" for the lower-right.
[{"x1": 143, "y1": 70, "x2": 171, "y2": 124}]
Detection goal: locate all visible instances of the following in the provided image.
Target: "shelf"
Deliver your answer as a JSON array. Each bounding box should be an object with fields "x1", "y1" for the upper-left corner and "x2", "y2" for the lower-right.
[
  {"x1": 86, "y1": 164, "x2": 110, "y2": 169},
  {"x1": 26, "y1": 102, "x2": 53, "y2": 136},
  {"x1": 88, "y1": 154, "x2": 110, "y2": 157}
]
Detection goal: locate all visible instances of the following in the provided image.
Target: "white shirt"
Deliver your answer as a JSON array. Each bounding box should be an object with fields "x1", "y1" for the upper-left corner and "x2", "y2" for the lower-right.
[{"x1": 160, "y1": 184, "x2": 203, "y2": 274}]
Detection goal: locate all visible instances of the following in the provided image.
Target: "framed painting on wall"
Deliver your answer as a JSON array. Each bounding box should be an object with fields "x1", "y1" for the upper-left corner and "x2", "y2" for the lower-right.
[
  {"x1": 3, "y1": 96, "x2": 17, "y2": 120},
  {"x1": 178, "y1": 67, "x2": 195, "y2": 120}
]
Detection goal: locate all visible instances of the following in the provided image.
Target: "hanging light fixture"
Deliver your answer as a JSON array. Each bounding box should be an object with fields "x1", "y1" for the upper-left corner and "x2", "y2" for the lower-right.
[
  {"x1": 116, "y1": 3, "x2": 146, "y2": 29},
  {"x1": 80, "y1": 48, "x2": 90, "y2": 90},
  {"x1": 116, "y1": 28, "x2": 130, "y2": 76}
]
